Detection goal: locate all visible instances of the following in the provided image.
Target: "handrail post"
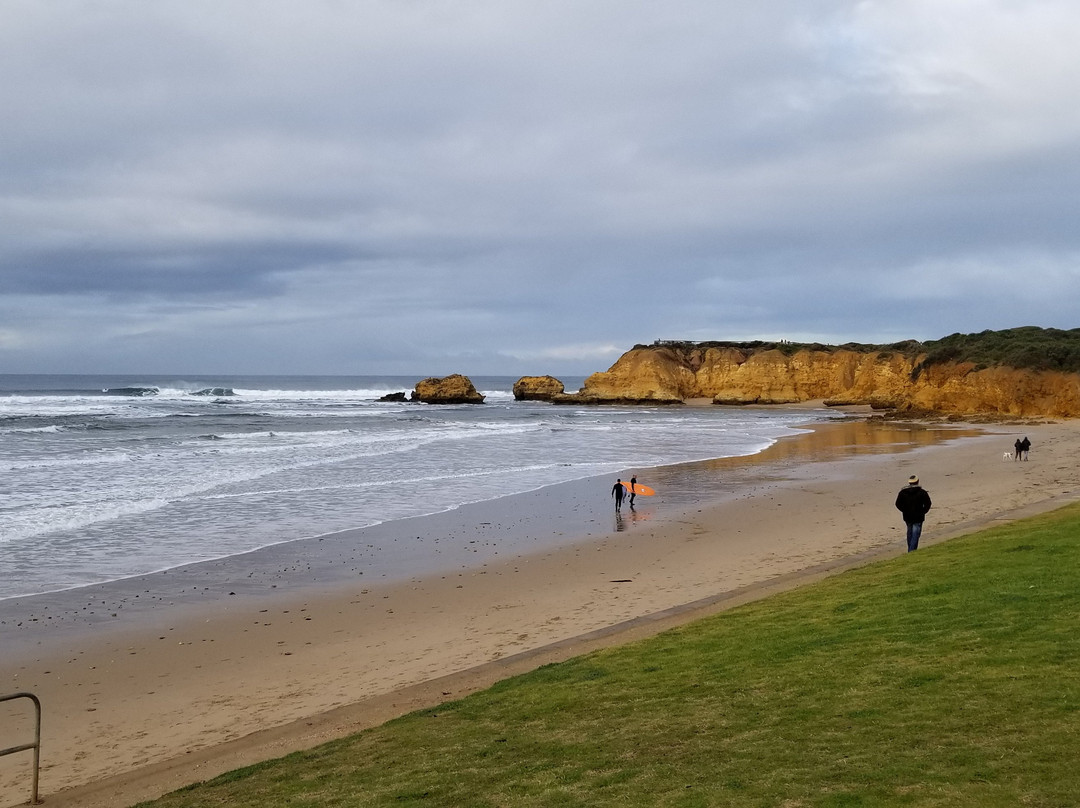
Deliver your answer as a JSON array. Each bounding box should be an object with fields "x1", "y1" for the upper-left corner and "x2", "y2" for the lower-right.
[{"x1": 0, "y1": 692, "x2": 42, "y2": 805}]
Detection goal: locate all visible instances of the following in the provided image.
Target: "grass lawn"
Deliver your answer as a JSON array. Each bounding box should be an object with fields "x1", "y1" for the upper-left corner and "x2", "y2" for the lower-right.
[{"x1": 140, "y1": 503, "x2": 1080, "y2": 807}]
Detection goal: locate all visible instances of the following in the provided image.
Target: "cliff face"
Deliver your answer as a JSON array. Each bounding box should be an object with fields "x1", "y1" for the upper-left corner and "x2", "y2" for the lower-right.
[{"x1": 574, "y1": 345, "x2": 1080, "y2": 417}]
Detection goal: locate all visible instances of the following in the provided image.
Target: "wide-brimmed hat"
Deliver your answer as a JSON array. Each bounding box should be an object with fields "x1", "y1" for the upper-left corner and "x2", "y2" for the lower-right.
[{"x1": 908, "y1": 475, "x2": 919, "y2": 485}]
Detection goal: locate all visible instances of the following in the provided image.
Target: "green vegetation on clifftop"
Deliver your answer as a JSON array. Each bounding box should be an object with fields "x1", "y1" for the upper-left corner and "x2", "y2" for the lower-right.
[
  {"x1": 919, "y1": 326, "x2": 1080, "y2": 374},
  {"x1": 644, "y1": 326, "x2": 1080, "y2": 374}
]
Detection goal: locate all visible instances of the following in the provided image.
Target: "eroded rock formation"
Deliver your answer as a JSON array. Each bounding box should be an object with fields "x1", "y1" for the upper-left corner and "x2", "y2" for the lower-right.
[
  {"x1": 411, "y1": 374, "x2": 485, "y2": 404},
  {"x1": 512, "y1": 375, "x2": 565, "y2": 401},
  {"x1": 564, "y1": 344, "x2": 1080, "y2": 417}
]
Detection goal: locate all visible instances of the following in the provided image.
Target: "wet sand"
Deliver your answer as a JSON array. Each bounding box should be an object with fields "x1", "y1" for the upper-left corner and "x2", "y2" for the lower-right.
[{"x1": 2, "y1": 414, "x2": 1078, "y2": 808}]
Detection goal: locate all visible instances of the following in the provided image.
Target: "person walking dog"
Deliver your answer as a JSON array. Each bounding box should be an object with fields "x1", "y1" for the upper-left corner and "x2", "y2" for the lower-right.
[{"x1": 895, "y1": 474, "x2": 932, "y2": 552}]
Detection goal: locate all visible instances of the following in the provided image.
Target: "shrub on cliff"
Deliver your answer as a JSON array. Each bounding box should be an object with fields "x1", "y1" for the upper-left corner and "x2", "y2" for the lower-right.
[
  {"x1": 916, "y1": 326, "x2": 1080, "y2": 376},
  {"x1": 648, "y1": 328, "x2": 1080, "y2": 381}
]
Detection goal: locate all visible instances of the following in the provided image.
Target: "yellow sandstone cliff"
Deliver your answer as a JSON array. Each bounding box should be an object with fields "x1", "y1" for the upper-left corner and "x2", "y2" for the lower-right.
[{"x1": 568, "y1": 344, "x2": 1080, "y2": 418}]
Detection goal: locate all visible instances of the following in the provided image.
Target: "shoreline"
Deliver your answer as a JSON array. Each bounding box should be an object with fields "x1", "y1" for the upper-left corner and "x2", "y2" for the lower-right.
[
  {"x1": 0, "y1": 405, "x2": 827, "y2": 610},
  {"x1": 3, "y1": 415, "x2": 1078, "y2": 807},
  {"x1": 0, "y1": 412, "x2": 970, "y2": 648}
]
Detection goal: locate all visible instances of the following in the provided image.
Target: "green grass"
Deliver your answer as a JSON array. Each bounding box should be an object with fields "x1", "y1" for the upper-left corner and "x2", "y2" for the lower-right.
[{"x1": 139, "y1": 503, "x2": 1080, "y2": 807}]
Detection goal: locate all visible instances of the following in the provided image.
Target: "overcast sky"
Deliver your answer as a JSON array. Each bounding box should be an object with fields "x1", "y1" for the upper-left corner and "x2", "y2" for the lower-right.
[{"x1": 3, "y1": 1, "x2": 1079, "y2": 377}]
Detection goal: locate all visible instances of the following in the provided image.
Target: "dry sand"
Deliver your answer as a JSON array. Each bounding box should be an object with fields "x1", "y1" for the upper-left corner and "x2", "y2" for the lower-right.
[{"x1": 2, "y1": 414, "x2": 1078, "y2": 808}]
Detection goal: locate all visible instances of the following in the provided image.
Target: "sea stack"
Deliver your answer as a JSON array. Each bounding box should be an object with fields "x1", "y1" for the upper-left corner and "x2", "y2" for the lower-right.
[
  {"x1": 411, "y1": 374, "x2": 485, "y2": 404},
  {"x1": 512, "y1": 375, "x2": 565, "y2": 401}
]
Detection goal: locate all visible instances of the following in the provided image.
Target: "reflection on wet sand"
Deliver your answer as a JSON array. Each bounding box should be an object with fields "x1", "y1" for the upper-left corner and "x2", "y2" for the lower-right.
[
  {"x1": 637, "y1": 418, "x2": 984, "y2": 508},
  {"x1": 614, "y1": 505, "x2": 654, "y2": 531}
]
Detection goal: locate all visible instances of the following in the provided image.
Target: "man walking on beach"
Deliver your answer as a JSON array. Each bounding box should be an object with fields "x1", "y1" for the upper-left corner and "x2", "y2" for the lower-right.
[
  {"x1": 628, "y1": 475, "x2": 638, "y2": 508},
  {"x1": 895, "y1": 474, "x2": 932, "y2": 552},
  {"x1": 612, "y1": 478, "x2": 625, "y2": 512}
]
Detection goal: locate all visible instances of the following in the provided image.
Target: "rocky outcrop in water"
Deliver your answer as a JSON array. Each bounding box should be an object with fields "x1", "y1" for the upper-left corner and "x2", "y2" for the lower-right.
[
  {"x1": 513, "y1": 375, "x2": 565, "y2": 401},
  {"x1": 411, "y1": 374, "x2": 485, "y2": 404},
  {"x1": 563, "y1": 343, "x2": 1080, "y2": 418},
  {"x1": 103, "y1": 387, "x2": 159, "y2": 397}
]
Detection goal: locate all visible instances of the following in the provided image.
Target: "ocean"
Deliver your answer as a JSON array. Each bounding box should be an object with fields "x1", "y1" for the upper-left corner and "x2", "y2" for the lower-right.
[{"x1": 0, "y1": 374, "x2": 827, "y2": 601}]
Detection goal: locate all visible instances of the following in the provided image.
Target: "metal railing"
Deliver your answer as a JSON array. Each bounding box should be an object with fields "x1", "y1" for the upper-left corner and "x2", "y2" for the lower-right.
[{"x1": 0, "y1": 692, "x2": 41, "y2": 805}]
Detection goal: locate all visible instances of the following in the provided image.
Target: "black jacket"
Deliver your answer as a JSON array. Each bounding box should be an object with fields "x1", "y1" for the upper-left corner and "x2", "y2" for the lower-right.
[{"x1": 895, "y1": 485, "x2": 932, "y2": 524}]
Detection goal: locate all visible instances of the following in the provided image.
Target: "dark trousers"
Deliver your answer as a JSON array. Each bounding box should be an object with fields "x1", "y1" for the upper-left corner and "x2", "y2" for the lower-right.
[{"x1": 906, "y1": 521, "x2": 923, "y2": 552}]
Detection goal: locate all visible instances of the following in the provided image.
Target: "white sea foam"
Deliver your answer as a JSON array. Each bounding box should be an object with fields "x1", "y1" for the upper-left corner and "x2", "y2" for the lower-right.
[
  {"x1": 0, "y1": 423, "x2": 66, "y2": 434},
  {"x1": 0, "y1": 451, "x2": 132, "y2": 472},
  {"x1": 0, "y1": 373, "x2": 827, "y2": 599}
]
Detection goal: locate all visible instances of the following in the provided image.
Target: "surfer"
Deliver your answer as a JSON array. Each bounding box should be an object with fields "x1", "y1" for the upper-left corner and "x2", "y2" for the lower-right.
[
  {"x1": 628, "y1": 475, "x2": 638, "y2": 508},
  {"x1": 612, "y1": 478, "x2": 625, "y2": 511}
]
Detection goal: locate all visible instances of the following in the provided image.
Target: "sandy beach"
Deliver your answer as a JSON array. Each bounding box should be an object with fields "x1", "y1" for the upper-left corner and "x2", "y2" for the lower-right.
[{"x1": 2, "y1": 413, "x2": 1078, "y2": 808}]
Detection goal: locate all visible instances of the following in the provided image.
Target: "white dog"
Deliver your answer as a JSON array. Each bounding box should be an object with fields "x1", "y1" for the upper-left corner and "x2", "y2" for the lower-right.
[{"x1": 1003, "y1": 451, "x2": 1013, "y2": 461}]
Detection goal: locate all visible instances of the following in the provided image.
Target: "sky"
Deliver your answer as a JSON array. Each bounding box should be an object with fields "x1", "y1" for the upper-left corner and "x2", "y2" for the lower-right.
[{"x1": 3, "y1": 1, "x2": 1079, "y2": 377}]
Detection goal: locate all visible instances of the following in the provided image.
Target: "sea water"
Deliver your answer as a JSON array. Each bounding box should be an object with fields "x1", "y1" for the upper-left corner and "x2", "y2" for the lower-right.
[{"x1": 0, "y1": 374, "x2": 825, "y2": 600}]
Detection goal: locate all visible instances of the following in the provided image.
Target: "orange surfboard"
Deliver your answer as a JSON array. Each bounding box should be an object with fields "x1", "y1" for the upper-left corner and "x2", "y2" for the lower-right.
[{"x1": 621, "y1": 481, "x2": 655, "y2": 496}]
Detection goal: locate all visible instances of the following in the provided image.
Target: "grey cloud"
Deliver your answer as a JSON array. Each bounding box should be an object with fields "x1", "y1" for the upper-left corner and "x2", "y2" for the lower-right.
[
  {"x1": 2, "y1": 2, "x2": 1079, "y2": 374},
  {"x1": 2, "y1": 242, "x2": 359, "y2": 297}
]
